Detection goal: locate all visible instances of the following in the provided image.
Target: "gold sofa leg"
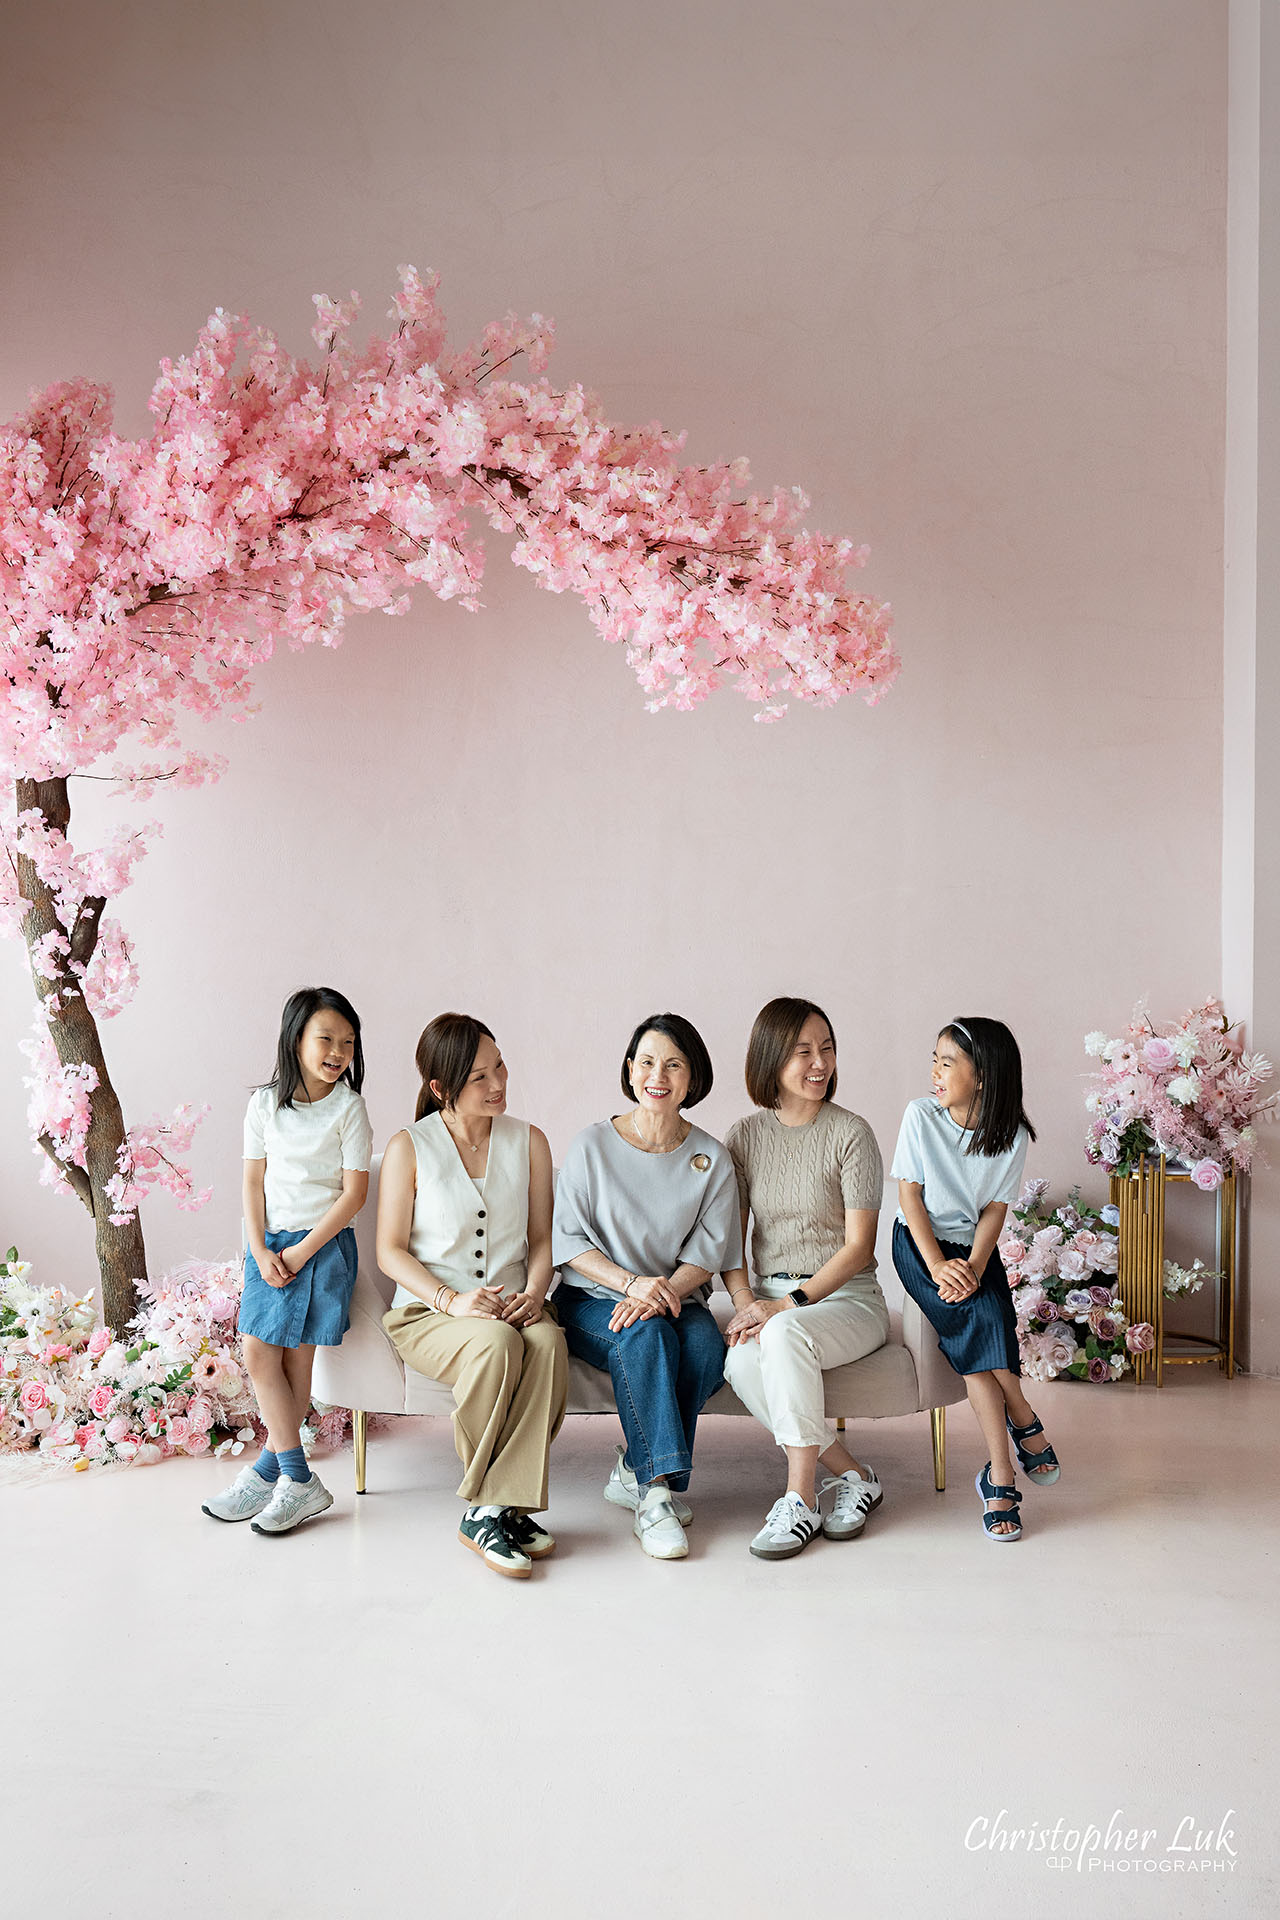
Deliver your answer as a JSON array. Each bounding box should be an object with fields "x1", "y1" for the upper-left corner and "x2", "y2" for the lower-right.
[
  {"x1": 930, "y1": 1407, "x2": 946, "y2": 1491},
  {"x1": 354, "y1": 1408, "x2": 368, "y2": 1494},
  {"x1": 836, "y1": 1417, "x2": 846, "y2": 1433}
]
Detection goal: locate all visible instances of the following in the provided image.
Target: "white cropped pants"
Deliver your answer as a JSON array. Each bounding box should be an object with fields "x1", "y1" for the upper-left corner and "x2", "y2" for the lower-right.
[{"x1": 723, "y1": 1279, "x2": 890, "y2": 1450}]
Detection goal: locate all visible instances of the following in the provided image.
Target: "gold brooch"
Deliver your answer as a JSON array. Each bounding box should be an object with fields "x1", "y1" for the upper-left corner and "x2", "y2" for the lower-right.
[{"x1": 691, "y1": 1153, "x2": 710, "y2": 1172}]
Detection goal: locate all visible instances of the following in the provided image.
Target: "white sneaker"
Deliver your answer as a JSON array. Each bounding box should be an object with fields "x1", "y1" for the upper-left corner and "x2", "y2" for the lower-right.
[
  {"x1": 604, "y1": 1446, "x2": 693, "y2": 1526},
  {"x1": 749, "y1": 1491, "x2": 822, "y2": 1560},
  {"x1": 250, "y1": 1470, "x2": 334, "y2": 1535},
  {"x1": 820, "y1": 1465, "x2": 883, "y2": 1540},
  {"x1": 201, "y1": 1465, "x2": 277, "y2": 1523},
  {"x1": 634, "y1": 1485, "x2": 689, "y2": 1560}
]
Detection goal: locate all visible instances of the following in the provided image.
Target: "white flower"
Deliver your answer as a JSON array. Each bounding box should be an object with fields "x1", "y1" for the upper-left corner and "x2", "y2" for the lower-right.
[
  {"x1": 1167, "y1": 1073, "x2": 1199, "y2": 1106},
  {"x1": 1084, "y1": 1031, "x2": 1110, "y2": 1057}
]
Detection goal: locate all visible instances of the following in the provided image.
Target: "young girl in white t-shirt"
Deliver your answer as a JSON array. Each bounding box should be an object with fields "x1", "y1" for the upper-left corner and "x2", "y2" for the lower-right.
[
  {"x1": 201, "y1": 987, "x2": 372, "y2": 1534},
  {"x1": 891, "y1": 1017, "x2": 1060, "y2": 1543}
]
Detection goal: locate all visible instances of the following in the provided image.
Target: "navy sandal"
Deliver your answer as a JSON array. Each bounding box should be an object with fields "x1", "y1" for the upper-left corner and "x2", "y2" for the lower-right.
[
  {"x1": 1006, "y1": 1413, "x2": 1061, "y2": 1484},
  {"x1": 975, "y1": 1462, "x2": 1023, "y2": 1542}
]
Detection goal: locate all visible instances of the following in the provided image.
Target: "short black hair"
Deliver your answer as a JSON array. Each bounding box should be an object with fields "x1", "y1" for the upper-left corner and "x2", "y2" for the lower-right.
[
  {"x1": 268, "y1": 987, "x2": 364, "y2": 1108},
  {"x1": 939, "y1": 1017, "x2": 1036, "y2": 1157},
  {"x1": 620, "y1": 1013, "x2": 714, "y2": 1109}
]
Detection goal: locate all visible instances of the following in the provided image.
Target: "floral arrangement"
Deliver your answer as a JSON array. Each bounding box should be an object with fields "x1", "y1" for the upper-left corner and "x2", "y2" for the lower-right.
[
  {"x1": 1083, "y1": 1000, "x2": 1274, "y2": 1185},
  {"x1": 998, "y1": 1183, "x2": 1154, "y2": 1383},
  {"x1": 0, "y1": 1247, "x2": 348, "y2": 1468},
  {"x1": 1163, "y1": 1257, "x2": 1219, "y2": 1302}
]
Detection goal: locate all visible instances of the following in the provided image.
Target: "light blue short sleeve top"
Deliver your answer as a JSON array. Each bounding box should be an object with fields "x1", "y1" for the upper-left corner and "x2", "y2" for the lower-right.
[{"x1": 890, "y1": 1096, "x2": 1028, "y2": 1245}]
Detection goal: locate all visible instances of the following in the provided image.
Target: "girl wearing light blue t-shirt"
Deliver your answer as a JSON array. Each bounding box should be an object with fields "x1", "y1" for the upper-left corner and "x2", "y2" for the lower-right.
[{"x1": 890, "y1": 1017, "x2": 1060, "y2": 1544}]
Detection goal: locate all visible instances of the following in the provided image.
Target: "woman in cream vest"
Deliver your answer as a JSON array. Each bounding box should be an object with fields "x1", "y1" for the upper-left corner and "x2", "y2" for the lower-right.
[{"x1": 377, "y1": 1013, "x2": 568, "y2": 1580}]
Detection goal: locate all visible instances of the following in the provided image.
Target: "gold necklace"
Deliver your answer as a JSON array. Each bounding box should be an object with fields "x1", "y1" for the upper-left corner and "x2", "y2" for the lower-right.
[{"x1": 628, "y1": 1110, "x2": 687, "y2": 1154}]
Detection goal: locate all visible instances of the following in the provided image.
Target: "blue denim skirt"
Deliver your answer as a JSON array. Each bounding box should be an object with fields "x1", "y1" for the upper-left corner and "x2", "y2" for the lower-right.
[
  {"x1": 891, "y1": 1218, "x2": 1021, "y2": 1376},
  {"x1": 238, "y1": 1226, "x2": 358, "y2": 1349}
]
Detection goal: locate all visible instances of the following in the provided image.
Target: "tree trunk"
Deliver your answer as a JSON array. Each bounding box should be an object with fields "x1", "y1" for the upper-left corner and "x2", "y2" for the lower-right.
[{"x1": 14, "y1": 775, "x2": 147, "y2": 1330}]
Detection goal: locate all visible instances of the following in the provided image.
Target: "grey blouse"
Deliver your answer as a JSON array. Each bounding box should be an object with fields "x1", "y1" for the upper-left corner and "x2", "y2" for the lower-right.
[{"x1": 552, "y1": 1118, "x2": 744, "y2": 1300}]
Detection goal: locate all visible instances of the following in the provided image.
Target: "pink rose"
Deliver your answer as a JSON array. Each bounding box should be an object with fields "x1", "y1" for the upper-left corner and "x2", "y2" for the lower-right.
[
  {"x1": 1192, "y1": 1158, "x2": 1223, "y2": 1191},
  {"x1": 1143, "y1": 1037, "x2": 1176, "y2": 1072},
  {"x1": 166, "y1": 1416, "x2": 191, "y2": 1446},
  {"x1": 1089, "y1": 1285, "x2": 1114, "y2": 1307},
  {"x1": 19, "y1": 1380, "x2": 47, "y2": 1414},
  {"x1": 105, "y1": 1414, "x2": 132, "y2": 1443},
  {"x1": 1126, "y1": 1323, "x2": 1156, "y2": 1353},
  {"x1": 1088, "y1": 1310, "x2": 1120, "y2": 1341},
  {"x1": 208, "y1": 1290, "x2": 237, "y2": 1321},
  {"x1": 184, "y1": 1429, "x2": 211, "y2": 1454},
  {"x1": 76, "y1": 1424, "x2": 92, "y2": 1448},
  {"x1": 87, "y1": 1326, "x2": 111, "y2": 1359},
  {"x1": 1056, "y1": 1249, "x2": 1087, "y2": 1283},
  {"x1": 88, "y1": 1384, "x2": 114, "y2": 1418},
  {"x1": 1086, "y1": 1356, "x2": 1112, "y2": 1382}
]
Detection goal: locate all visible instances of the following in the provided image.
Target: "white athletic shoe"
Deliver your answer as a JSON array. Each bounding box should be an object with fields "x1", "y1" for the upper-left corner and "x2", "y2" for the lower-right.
[
  {"x1": 201, "y1": 1465, "x2": 277, "y2": 1523},
  {"x1": 250, "y1": 1470, "x2": 334, "y2": 1535},
  {"x1": 604, "y1": 1445, "x2": 693, "y2": 1526},
  {"x1": 820, "y1": 1466, "x2": 883, "y2": 1540},
  {"x1": 749, "y1": 1491, "x2": 822, "y2": 1560},
  {"x1": 634, "y1": 1485, "x2": 689, "y2": 1560}
]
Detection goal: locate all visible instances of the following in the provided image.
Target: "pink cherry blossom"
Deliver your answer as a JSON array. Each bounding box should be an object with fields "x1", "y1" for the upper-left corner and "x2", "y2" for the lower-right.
[{"x1": 2, "y1": 270, "x2": 898, "y2": 1314}]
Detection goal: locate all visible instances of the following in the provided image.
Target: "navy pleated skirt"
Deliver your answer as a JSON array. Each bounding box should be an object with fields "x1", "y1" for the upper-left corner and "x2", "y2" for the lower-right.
[
  {"x1": 891, "y1": 1218, "x2": 1021, "y2": 1376},
  {"x1": 238, "y1": 1226, "x2": 358, "y2": 1349}
]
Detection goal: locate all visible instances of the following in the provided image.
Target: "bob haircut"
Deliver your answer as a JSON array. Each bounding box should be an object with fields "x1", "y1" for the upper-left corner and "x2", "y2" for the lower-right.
[
  {"x1": 268, "y1": 987, "x2": 365, "y2": 1108},
  {"x1": 939, "y1": 1016, "x2": 1037, "y2": 1157},
  {"x1": 620, "y1": 1013, "x2": 714, "y2": 1109},
  {"x1": 415, "y1": 1013, "x2": 497, "y2": 1121},
  {"x1": 744, "y1": 997, "x2": 838, "y2": 1109}
]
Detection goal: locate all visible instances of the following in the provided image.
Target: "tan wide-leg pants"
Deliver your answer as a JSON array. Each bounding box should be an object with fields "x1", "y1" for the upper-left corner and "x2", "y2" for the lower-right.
[{"x1": 383, "y1": 1302, "x2": 568, "y2": 1510}]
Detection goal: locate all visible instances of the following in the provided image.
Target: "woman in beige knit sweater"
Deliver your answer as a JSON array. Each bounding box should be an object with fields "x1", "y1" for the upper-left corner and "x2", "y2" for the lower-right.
[{"x1": 722, "y1": 998, "x2": 889, "y2": 1561}]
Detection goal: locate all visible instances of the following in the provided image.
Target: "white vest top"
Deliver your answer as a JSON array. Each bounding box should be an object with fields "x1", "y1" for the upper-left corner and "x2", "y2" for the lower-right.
[{"x1": 392, "y1": 1111, "x2": 531, "y2": 1309}]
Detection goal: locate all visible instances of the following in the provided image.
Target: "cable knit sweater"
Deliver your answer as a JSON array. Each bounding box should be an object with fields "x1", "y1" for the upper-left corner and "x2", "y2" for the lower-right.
[{"x1": 724, "y1": 1103, "x2": 885, "y2": 1288}]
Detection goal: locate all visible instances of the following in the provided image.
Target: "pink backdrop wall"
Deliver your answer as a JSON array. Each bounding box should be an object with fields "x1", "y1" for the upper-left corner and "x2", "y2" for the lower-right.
[{"x1": 1, "y1": 4, "x2": 1231, "y2": 1316}]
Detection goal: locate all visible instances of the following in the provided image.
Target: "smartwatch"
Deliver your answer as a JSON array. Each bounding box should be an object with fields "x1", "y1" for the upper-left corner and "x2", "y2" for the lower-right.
[{"x1": 788, "y1": 1286, "x2": 811, "y2": 1308}]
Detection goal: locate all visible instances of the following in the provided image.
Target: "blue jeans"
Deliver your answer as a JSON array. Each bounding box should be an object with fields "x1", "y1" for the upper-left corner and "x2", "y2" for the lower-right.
[{"x1": 554, "y1": 1283, "x2": 726, "y2": 1492}]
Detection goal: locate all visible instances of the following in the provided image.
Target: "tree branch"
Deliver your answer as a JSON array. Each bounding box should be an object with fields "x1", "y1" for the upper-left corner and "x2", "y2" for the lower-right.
[
  {"x1": 69, "y1": 895, "x2": 106, "y2": 969},
  {"x1": 36, "y1": 1132, "x2": 94, "y2": 1213}
]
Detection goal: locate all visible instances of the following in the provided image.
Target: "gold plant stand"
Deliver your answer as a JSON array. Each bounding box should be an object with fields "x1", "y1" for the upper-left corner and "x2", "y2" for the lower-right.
[{"x1": 1109, "y1": 1157, "x2": 1239, "y2": 1386}]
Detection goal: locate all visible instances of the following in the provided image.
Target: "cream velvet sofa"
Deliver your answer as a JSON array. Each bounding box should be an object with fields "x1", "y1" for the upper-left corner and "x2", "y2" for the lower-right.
[{"x1": 311, "y1": 1160, "x2": 965, "y2": 1493}]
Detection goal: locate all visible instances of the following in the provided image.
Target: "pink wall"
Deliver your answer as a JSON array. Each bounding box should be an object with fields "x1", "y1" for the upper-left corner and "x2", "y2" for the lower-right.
[{"x1": 1, "y1": 4, "x2": 1229, "y2": 1300}]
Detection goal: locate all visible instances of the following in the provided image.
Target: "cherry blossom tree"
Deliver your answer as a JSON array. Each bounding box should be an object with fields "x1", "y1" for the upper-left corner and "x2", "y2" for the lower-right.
[{"x1": 0, "y1": 268, "x2": 897, "y2": 1329}]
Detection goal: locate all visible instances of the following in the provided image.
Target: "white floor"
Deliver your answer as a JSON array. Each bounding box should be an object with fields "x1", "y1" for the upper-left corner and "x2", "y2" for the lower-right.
[{"x1": 6, "y1": 1372, "x2": 1278, "y2": 1920}]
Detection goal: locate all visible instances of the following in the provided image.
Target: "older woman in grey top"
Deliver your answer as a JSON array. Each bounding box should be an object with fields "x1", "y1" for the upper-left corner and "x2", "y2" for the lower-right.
[
  {"x1": 552, "y1": 1013, "x2": 742, "y2": 1561},
  {"x1": 722, "y1": 998, "x2": 889, "y2": 1561}
]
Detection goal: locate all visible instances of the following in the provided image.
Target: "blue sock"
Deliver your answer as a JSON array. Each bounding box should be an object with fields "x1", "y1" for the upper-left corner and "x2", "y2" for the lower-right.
[
  {"x1": 254, "y1": 1448, "x2": 279, "y2": 1483},
  {"x1": 278, "y1": 1445, "x2": 310, "y2": 1484}
]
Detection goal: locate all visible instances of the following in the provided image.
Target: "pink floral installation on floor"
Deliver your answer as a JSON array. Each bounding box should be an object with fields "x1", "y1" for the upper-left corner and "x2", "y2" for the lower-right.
[
  {"x1": 1083, "y1": 999, "x2": 1275, "y2": 1185},
  {"x1": 998, "y1": 1183, "x2": 1153, "y2": 1382},
  {"x1": 0, "y1": 1245, "x2": 349, "y2": 1468},
  {"x1": 0, "y1": 266, "x2": 899, "y2": 1390}
]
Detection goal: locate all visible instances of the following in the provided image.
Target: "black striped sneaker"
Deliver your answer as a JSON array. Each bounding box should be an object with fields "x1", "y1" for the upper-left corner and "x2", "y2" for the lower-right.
[
  {"x1": 748, "y1": 1491, "x2": 822, "y2": 1560},
  {"x1": 458, "y1": 1507, "x2": 532, "y2": 1578}
]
